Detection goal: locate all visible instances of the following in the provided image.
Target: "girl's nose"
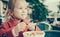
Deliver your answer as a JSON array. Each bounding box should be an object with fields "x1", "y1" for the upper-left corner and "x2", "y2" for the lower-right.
[
  {"x1": 22, "y1": 9, "x2": 27, "y2": 13},
  {"x1": 22, "y1": 10, "x2": 25, "y2": 13}
]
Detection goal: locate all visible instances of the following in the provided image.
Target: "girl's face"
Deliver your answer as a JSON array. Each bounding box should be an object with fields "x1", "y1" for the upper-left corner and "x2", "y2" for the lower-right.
[{"x1": 13, "y1": 1, "x2": 31, "y2": 19}]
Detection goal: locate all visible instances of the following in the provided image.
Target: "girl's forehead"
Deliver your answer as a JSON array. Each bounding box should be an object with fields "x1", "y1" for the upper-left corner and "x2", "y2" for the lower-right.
[{"x1": 14, "y1": 0, "x2": 29, "y2": 8}]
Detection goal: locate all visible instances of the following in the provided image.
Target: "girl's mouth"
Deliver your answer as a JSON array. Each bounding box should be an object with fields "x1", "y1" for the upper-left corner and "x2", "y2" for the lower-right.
[{"x1": 21, "y1": 14, "x2": 25, "y2": 16}]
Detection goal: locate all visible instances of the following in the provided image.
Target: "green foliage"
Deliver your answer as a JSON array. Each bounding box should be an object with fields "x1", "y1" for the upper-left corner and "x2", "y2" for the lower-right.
[
  {"x1": 26, "y1": 0, "x2": 48, "y2": 22},
  {"x1": 58, "y1": 4, "x2": 60, "y2": 10}
]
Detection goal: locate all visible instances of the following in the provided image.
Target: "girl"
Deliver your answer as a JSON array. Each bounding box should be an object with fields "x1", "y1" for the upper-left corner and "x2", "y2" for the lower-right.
[{"x1": 0, "y1": 0, "x2": 41, "y2": 37}]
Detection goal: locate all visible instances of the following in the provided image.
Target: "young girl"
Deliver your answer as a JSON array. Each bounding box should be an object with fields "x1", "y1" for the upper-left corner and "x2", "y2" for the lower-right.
[{"x1": 0, "y1": 0, "x2": 41, "y2": 37}]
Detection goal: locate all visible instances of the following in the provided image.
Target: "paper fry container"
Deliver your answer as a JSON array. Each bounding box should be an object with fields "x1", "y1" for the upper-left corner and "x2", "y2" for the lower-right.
[{"x1": 23, "y1": 31, "x2": 45, "y2": 37}]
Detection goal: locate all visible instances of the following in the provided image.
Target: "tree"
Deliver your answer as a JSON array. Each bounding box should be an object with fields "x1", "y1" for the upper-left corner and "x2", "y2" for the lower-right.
[{"x1": 26, "y1": 0, "x2": 48, "y2": 22}]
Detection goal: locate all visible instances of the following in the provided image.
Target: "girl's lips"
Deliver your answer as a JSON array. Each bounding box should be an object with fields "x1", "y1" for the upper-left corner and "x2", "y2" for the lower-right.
[{"x1": 21, "y1": 14, "x2": 26, "y2": 15}]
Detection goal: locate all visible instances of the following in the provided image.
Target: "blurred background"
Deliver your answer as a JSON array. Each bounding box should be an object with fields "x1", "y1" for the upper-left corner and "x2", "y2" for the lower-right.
[{"x1": 0, "y1": 0, "x2": 60, "y2": 37}]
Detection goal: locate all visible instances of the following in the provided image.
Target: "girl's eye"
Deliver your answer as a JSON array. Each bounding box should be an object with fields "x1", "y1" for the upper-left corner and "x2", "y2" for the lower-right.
[
  {"x1": 25, "y1": 8, "x2": 27, "y2": 9},
  {"x1": 19, "y1": 8, "x2": 22, "y2": 9},
  {"x1": 27, "y1": 6, "x2": 32, "y2": 9}
]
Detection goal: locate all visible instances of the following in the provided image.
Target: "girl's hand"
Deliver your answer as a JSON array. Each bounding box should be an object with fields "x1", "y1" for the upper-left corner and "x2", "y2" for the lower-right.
[
  {"x1": 28, "y1": 23, "x2": 36, "y2": 31},
  {"x1": 12, "y1": 22, "x2": 27, "y2": 36}
]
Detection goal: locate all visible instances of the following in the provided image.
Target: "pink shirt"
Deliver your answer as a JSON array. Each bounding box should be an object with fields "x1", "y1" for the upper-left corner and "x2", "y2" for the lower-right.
[{"x1": 0, "y1": 17, "x2": 41, "y2": 37}]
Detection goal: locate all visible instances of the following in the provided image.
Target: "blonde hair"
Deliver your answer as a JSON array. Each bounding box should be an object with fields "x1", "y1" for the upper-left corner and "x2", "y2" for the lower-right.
[
  {"x1": 8, "y1": 0, "x2": 28, "y2": 11},
  {"x1": 8, "y1": 0, "x2": 16, "y2": 11}
]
